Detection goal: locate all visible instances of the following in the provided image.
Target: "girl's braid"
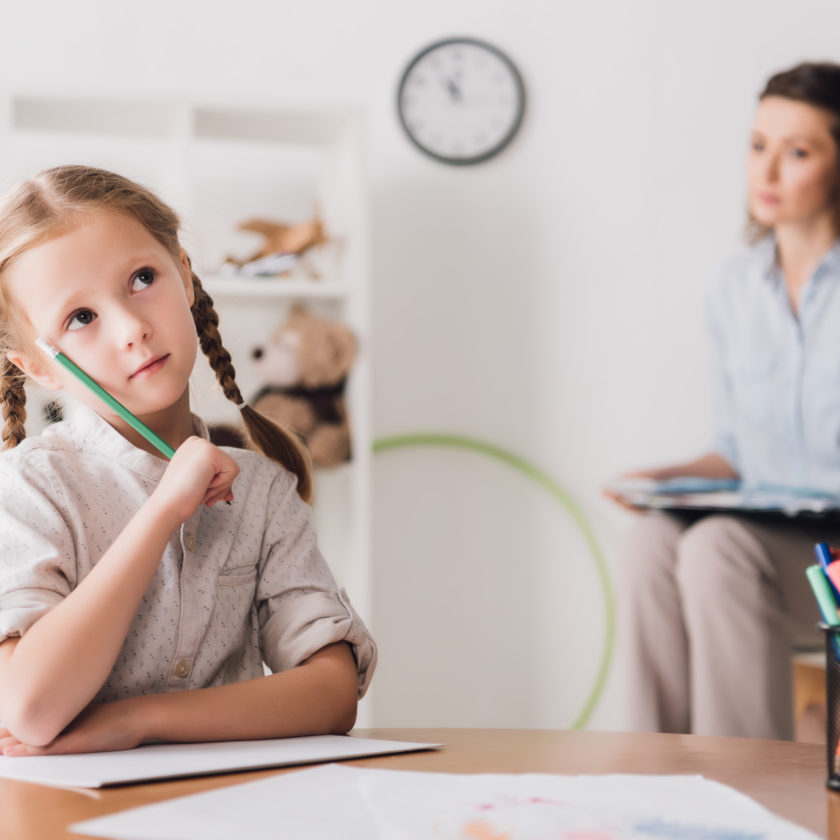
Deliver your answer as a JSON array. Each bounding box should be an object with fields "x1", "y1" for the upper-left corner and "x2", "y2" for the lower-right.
[
  {"x1": 1, "y1": 356, "x2": 27, "y2": 450},
  {"x1": 190, "y1": 272, "x2": 245, "y2": 406},
  {"x1": 189, "y1": 271, "x2": 312, "y2": 501}
]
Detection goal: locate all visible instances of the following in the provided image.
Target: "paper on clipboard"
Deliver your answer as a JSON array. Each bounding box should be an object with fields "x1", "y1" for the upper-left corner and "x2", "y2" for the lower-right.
[{"x1": 607, "y1": 477, "x2": 840, "y2": 517}]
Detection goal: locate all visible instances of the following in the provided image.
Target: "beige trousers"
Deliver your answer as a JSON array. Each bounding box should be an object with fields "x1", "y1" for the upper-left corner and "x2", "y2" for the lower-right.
[{"x1": 616, "y1": 512, "x2": 840, "y2": 739}]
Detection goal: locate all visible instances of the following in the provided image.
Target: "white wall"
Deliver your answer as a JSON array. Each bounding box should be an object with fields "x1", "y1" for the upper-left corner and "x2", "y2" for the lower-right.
[{"x1": 1, "y1": 0, "x2": 838, "y2": 730}]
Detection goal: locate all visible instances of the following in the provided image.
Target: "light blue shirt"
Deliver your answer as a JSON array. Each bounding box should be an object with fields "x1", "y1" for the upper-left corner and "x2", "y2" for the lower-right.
[{"x1": 708, "y1": 236, "x2": 840, "y2": 493}]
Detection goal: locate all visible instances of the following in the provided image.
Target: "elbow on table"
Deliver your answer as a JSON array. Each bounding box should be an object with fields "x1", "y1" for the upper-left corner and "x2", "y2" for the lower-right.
[
  {"x1": 329, "y1": 694, "x2": 358, "y2": 735},
  {"x1": 304, "y1": 640, "x2": 360, "y2": 735},
  {"x1": 317, "y1": 662, "x2": 358, "y2": 736},
  {"x1": 2, "y1": 694, "x2": 67, "y2": 747}
]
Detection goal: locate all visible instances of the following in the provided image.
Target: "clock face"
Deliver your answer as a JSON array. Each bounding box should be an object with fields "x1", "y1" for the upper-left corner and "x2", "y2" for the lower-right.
[{"x1": 397, "y1": 37, "x2": 525, "y2": 165}]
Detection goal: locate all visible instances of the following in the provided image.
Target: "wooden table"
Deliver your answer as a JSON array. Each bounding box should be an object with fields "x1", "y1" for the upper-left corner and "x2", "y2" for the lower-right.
[{"x1": 1, "y1": 728, "x2": 836, "y2": 839}]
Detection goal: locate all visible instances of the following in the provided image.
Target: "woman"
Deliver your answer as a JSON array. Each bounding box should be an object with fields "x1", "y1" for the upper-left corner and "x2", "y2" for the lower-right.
[{"x1": 609, "y1": 61, "x2": 840, "y2": 740}]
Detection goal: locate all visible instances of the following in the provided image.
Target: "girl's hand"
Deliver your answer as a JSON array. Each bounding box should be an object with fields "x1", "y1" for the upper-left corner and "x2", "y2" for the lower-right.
[
  {"x1": 0, "y1": 700, "x2": 143, "y2": 756},
  {"x1": 151, "y1": 436, "x2": 240, "y2": 525}
]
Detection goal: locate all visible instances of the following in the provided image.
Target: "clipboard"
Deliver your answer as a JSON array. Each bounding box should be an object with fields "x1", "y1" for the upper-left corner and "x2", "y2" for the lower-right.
[{"x1": 607, "y1": 477, "x2": 840, "y2": 518}]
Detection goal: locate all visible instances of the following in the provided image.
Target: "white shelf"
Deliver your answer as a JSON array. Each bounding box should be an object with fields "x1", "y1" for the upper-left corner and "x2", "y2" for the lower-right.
[
  {"x1": 203, "y1": 276, "x2": 349, "y2": 300},
  {"x1": 10, "y1": 96, "x2": 181, "y2": 138},
  {"x1": 0, "y1": 94, "x2": 373, "y2": 723},
  {"x1": 193, "y1": 106, "x2": 354, "y2": 146}
]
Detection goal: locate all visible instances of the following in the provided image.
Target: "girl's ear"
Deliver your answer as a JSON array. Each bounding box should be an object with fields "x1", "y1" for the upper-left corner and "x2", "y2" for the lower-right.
[
  {"x1": 179, "y1": 250, "x2": 195, "y2": 306},
  {"x1": 5, "y1": 350, "x2": 62, "y2": 391}
]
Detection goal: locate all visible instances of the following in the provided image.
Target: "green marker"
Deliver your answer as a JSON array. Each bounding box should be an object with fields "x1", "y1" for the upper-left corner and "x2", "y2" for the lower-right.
[
  {"x1": 806, "y1": 564, "x2": 840, "y2": 626},
  {"x1": 35, "y1": 337, "x2": 176, "y2": 459},
  {"x1": 806, "y1": 564, "x2": 840, "y2": 660}
]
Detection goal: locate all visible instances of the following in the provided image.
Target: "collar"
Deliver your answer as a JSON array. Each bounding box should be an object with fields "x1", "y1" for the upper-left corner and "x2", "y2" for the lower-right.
[
  {"x1": 755, "y1": 235, "x2": 780, "y2": 283},
  {"x1": 61, "y1": 401, "x2": 208, "y2": 480},
  {"x1": 819, "y1": 239, "x2": 840, "y2": 272},
  {"x1": 755, "y1": 234, "x2": 840, "y2": 282}
]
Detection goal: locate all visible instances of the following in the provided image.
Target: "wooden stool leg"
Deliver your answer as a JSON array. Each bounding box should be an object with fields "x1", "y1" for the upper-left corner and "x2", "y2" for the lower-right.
[{"x1": 793, "y1": 655, "x2": 826, "y2": 744}]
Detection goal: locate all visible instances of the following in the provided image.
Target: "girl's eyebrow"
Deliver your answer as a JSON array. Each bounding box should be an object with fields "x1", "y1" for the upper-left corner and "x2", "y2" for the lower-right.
[{"x1": 34, "y1": 288, "x2": 94, "y2": 332}]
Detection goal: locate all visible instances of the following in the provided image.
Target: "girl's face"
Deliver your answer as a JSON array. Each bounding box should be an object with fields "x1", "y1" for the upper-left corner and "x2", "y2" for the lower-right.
[
  {"x1": 5, "y1": 209, "x2": 198, "y2": 423},
  {"x1": 747, "y1": 95, "x2": 839, "y2": 231}
]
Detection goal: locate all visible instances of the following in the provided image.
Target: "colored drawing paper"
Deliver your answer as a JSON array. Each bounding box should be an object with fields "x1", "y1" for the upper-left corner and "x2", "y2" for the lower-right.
[
  {"x1": 357, "y1": 768, "x2": 818, "y2": 839},
  {"x1": 0, "y1": 735, "x2": 439, "y2": 789},
  {"x1": 71, "y1": 764, "x2": 819, "y2": 840}
]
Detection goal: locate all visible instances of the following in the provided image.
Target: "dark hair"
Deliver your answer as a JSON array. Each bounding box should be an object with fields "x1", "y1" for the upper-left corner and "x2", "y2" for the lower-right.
[
  {"x1": 0, "y1": 165, "x2": 312, "y2": 501},
  {"x1": 748, "y1": 61, "x2": 840, "y2": 239}
]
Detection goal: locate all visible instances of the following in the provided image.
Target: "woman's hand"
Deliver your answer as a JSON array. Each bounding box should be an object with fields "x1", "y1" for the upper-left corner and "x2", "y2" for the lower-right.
[
  {"x1": 603, "y1": 469, "x2": 664, "y2": 512},
  {"x1": 151, "y1": 436, "x2": 240, "y2": 525},
  {"x1": 603, "y1": 454, "x2": 739, "y2": 512},
  {"x1": 0, "y1": 699, "x2": 144, "y2": 756}
]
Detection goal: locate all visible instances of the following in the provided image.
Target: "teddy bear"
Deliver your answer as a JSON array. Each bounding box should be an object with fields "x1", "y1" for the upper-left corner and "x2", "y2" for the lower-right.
[{"x1": 247, "y1": 304, "x2": 356, "y2": 468}]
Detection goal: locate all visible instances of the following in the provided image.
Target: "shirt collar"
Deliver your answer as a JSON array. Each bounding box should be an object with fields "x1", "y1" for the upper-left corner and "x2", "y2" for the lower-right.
[
  {"x1": 756, "y1": 234, "x2": 840, "y2": 282},
  {"x1": 819, "y1": 239, "x2": 840, "y2": 273},
  {"x1": 61, "y1": 401, "x2": 208, "y2": 480},
  {"x1": 755, "y1": 235, "x2": 780, "y2": 282}
]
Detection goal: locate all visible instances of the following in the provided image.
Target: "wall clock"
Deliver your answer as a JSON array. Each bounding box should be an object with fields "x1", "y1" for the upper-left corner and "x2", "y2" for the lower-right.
[{"x1": 396, "y1": 37, "x2": 526, "y2": 166}]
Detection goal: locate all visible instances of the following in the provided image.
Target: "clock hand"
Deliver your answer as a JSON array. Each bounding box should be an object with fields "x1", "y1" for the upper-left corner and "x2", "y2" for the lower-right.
[{"x1": 444, "y1": 77, "x2": 462, "y2": 101}]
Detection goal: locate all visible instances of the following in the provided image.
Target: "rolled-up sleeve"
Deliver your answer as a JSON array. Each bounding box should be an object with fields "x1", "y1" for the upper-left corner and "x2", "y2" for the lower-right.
[
  {"x1": 260, "y1": 587, "x2": 376, "y2": 696},
  {"x1": 0, "y1": 457, "x2": 76, "y2": 643},
  {"x1": 255, "y1": 472, "x2": 377, "y2": 697}
]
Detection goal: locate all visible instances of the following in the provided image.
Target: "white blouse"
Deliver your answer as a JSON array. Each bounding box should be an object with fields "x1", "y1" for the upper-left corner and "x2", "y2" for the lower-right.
[
  {"x1": 0, "y1": 405, "x2": 376, "y2": 700},
  {"x1": 708, "y1": 236, "x2": 840, "y2": 491}
]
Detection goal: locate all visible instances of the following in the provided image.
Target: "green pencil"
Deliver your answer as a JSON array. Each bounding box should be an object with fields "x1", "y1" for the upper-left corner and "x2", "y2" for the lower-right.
[{"x1": 35, "y1": 337, "x2": 176, "y2": 459}]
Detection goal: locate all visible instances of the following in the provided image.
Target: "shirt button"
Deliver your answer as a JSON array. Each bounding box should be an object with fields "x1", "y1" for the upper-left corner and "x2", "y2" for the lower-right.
[
  {"x1": 174, "y1": 660, "x2": 190, "y2": 678},
  {"x1": 185, "y1": 535, "x2": 196, "y2": 551}
]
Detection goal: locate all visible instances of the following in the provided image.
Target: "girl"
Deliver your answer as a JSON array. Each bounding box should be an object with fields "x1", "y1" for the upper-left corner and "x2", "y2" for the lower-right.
[
  {"x1": 607, "y1": 61, "x2": 840, "y2": 740},
  {"x1": 0, "y1": 165, "x2": 376, "y2": 755}
]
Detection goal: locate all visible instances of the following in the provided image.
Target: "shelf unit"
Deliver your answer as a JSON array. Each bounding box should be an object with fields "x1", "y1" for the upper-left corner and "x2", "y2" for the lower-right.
[{"x1": 0, "y1": 96, "x2": 373, "y2": 713}]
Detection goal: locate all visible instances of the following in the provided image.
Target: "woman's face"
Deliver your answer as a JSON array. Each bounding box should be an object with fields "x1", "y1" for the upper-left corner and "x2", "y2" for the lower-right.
[{"x1": 747, "y1": 95, "x2": 839, "y2": 231}]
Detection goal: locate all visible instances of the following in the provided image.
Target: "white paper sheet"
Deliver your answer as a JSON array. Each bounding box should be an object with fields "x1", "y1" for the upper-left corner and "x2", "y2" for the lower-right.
[
  {"x1": 71, "y1": 764, "x2": 820, "y2": 840},
  {"x1": 356, "y1": 768, "x2": 818, "y2": 840},
  {"x1": 74, "y1": 764, "x2": 376, "y2": 840},
  {"x1": 0, "y1": 735, "x2": 439, "y2": 789}
]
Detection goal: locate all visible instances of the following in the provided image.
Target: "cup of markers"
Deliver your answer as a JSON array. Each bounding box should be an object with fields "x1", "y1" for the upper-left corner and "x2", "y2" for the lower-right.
[{"x1": 807, "y1": 543, "x2": 840, "y2": 790}]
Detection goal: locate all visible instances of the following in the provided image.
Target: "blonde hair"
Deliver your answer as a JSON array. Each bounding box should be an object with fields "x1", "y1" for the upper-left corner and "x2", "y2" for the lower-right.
[{"x1": 0, "y1": 165, "x2": 312, "y2": 501}]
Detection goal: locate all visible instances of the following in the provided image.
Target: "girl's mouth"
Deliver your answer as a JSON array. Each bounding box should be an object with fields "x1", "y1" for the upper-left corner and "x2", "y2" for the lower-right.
[{"x1": 130, "y1": 354, "x2": 169, "y2": 379}]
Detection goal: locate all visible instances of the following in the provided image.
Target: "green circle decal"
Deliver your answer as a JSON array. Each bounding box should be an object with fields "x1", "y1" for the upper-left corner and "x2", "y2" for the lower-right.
[{"x1": 373, "y1": 432, "x2": 614, "y2": 730}]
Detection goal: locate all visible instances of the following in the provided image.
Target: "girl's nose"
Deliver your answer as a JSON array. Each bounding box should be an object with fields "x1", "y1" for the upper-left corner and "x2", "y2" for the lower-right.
[{"x1": 115, "y1": 307, "x2": 152, "y2": 348}]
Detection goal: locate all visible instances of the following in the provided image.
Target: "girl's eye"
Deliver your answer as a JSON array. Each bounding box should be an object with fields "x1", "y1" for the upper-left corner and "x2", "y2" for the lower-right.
[
  {"x1": 131, "y1": 267, "x2": 156, "y2": 291},
  {"x1": 67, "y1": 309, "x2": 97, "y2": 332},
  {"x1": 790, "y1": 147, "x2": 808, "y2": 159},
  {"x1": 750, "y1": 140, "x2": 764, "y2": 152}
]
